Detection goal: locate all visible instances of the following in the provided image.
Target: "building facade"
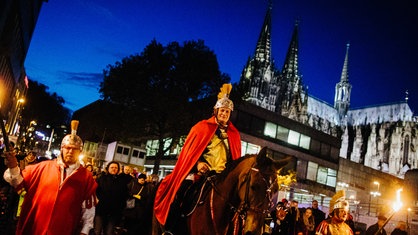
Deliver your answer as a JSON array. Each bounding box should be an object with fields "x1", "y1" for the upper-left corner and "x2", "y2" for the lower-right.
[
  {"x1": 0, "y1": 0, "x2": 46, "y2": 138},
  {"x1": 238, "y1": 3, "x2": 416, "y2": 228}
]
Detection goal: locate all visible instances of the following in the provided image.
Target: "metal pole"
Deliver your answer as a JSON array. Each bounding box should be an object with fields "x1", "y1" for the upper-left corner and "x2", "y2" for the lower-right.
[
  {"x1": 0, "y1": 111, "x2": 11, "y2": 152},
  {"x1": 374, "y1": 210, "x2": 396, "y2": 235}
]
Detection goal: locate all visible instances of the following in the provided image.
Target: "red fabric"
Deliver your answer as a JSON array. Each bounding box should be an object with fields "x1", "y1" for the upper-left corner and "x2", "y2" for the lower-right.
[
  {"x1": 154, "y1": 116, "x2": 241, "y2": 225},
  {"x1": 16, "y1": 160, "x2": 97, "y2": 235}
]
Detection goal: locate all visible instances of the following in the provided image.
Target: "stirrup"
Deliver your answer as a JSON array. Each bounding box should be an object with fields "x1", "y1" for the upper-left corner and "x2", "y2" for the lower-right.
[{"x1": 162, "y1": 231, "x2": 174, "y2": 235}]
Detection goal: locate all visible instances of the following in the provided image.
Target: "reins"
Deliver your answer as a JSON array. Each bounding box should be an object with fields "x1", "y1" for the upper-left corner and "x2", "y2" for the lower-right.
[{"x1": 206, "y1": 164, "x2": 275, "y2": 235}]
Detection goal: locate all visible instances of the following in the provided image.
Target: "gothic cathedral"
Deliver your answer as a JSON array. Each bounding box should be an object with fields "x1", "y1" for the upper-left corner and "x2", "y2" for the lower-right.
[{"x1": 238, "y1": 5, "x2": 417, "y2": 178}]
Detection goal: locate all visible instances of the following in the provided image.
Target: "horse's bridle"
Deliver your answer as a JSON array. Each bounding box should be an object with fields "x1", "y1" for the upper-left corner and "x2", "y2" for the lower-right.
[{"x1": 207, "y1": 165, "x2": 277, "y2": 235}]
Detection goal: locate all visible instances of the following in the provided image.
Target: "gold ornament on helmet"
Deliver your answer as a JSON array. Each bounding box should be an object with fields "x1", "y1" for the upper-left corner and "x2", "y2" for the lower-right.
[
  {"x1": 329, "y1": 190, "x2": 349, "y2": 213},
  {"x1": 61, "y1": 120, "x2": 83, "y2": 150},
  {"x1": 214, "y1": 83, "x2": 234, "y2": 111}
]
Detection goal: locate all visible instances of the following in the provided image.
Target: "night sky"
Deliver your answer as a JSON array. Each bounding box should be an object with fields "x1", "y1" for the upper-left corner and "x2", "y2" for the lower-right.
[{"x1": 24, "y1": 0, "x2": 418, "y2": 113}]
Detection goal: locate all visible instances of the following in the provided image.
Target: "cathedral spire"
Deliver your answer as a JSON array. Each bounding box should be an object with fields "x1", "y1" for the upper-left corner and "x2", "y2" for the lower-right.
[
  {"x1": 334, "y1": 43, "x2": 352, "y2": 118},
  {"x1": 238, "y1": 3, "x2": 277, "y2": 112},
  {"x1": 340, "y1": 43, "x2": 350, "y2": 83},
  {"x1": 281, "y1": 20, "x2": 299, "y2": 76},
  {"x1": 254, "y1": 4, "x2": 272, "y2": 63}
]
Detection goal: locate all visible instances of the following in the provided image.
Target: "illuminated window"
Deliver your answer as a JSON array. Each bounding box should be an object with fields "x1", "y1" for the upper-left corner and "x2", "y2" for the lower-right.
[
  {"x1": 326, "y1": 168, "x2": 337, "y2": 187},
  {"x1": 307, "y1": 161, "x2": 337, "y2": 187},
  {"x1": 307, "y1": 162, "x2": 318, "y2": 181},
  {"x1": 299, "y1": 134, "x2": 311, "y2": 149},
  {"x1": 242, "y1": 141, "x2": 261, "y2": 155},
  {"x1": 277, "y1": 126, "x2": 289, "y2": 142},
  {"x1": 316, "y1": 166, "x2": 328, "y2": 185},
  {"x1": 264, "y1": 122, "x2": 277, "y2": 138},
  {"x1": 146, "y1": 140, "x2": 159, "y2": 156},
  {"x1": 288, "y1": 130, "x2": 300, "y2": 146}
]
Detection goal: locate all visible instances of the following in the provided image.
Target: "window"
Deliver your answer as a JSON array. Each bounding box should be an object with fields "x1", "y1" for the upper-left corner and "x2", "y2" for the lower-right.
[
  {"x1": 306, "y1": 161, "x2": 336, "y2": 187},
  {"x1": 277, "y1": 126, "x2": 289, "y2": 142},
  {"x1": 132, "y1": 149, "x2": 145, "y2": 159},
  {"x1": 316, "y1": 166, "x2": 328, "y2": 185},
  {"x1": 299, "y1": 134, "x2": 311, "y2": 149},
  {"x1": 288, "y1": 130, "x2": 300, "y2": 146},
  {"x1": 306, "y1": 162, "x2": 318, "y2": 181},
  {"x1": 326, "y1": 168, "x2": 337, "y2": 187},
  {"x1": 264, "y1": 122, "x2": 277, "y2": 138},
  {"x1": 403, "y1": 135, "x2": 410, "y2": 165},
  {"x1": 242, "y1": 141, "x2": 261, "y2": 155},
  {"x1": 146, "y1": 140, "x2": 159, "y2": 156},
  {"x1": 117, "y1": 146, "x2": 130, "y2": 155},
  {"x1": 251, "y1": 117, "x2": 265, "y2": 135}
]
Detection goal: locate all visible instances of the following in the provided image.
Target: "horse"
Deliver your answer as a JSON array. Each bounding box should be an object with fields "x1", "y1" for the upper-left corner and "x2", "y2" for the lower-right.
[{"x1": 151, "y1": 147, "x2": 292, "y2": 235}]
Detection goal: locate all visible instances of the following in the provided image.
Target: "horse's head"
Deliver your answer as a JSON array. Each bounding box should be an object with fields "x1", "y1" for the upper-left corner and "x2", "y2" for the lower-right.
[{"x1": 237, "y1": 147, "x2": 293, "y2": 235}]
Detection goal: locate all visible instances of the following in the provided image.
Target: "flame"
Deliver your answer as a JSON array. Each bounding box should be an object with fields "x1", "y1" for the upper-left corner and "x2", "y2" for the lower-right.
[
  {"x1": 392, "y1": 188, "x2": 403, "y2": 212},
  {"x1": 276, "y1": 170, "x2": 297, "y2": 190}
]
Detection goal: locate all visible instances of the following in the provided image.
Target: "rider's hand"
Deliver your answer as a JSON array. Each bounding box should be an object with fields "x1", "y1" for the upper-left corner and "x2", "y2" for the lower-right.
[
  {"x1": 197, "y1": 161, "x2": 210, "y2": 174},
  {"x1": 3, "y1": 151, "x2": 18, "y2": 169}
]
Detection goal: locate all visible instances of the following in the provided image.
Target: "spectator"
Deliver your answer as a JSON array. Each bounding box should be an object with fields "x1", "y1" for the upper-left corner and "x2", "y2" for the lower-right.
[
  {"x1": 123, "y1": 173, "x2": 153, "y2": 235},
  {"x1": 365, "y1": 213, "x2": 387, "y2": 235},
  {"x1": 94, "y1": 161, "x2": 130, "y2": 235},
  {"x1": 271, "y1": 201, "x2": 290, "y2": 235},
  {"x1": 311, "y1": 199, "x2": 326, "y2": 230},
  {"x1": 391, "y1": 221, "x2": 407, "y2": 235},
  {"x1": 287, "y1": 200, "x2": 301, "y2": 235},
  {"x1": 297, "y1": 208, "x2": 315, "y2": 235},
  {"x1": 123, "y1": 165, "x2": 135, "y2": 178},
  {"x1": 2, "y1": 120, "x2": 97, "y2": 235}
]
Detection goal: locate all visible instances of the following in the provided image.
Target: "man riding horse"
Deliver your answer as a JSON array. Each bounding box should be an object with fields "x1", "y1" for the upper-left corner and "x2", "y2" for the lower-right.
[{"x1": 154, "y1": 83, "x2": 242, "y2": 234}]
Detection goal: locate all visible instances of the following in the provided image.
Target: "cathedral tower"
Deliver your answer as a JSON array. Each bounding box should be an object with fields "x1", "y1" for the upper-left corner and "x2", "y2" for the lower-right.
[
  {"x1": 334, "y1": 43, "x2": 352, "y2": 119},
  {"x1": 278, "y1": 22, "x2": 308, "y2": 123},
  {"x1": 240, "y1": 4, "x2": 277, "y2": 112}
]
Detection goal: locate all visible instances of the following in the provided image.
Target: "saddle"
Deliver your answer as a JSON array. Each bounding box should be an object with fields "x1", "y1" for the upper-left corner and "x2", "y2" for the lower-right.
[{"x1": 180, "y1": 173, "x2": 216, "y2": 216}]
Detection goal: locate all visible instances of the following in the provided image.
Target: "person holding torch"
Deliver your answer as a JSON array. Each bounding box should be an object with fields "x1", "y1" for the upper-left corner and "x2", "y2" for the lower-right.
[{"x1": 3, "y1": 120, "x2": 97, "y2": 235}]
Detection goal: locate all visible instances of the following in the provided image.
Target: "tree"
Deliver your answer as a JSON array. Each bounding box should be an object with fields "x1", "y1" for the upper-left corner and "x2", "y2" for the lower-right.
[{"x1": 100, "y1": 39, "x2": 230, "y2": 174}]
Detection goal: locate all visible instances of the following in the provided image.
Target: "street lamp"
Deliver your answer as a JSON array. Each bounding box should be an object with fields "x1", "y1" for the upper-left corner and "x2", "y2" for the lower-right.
[
  {"x1": 11, "y1": 98, "x2": 25, "y2": 135},
  {"x1": 374, "y1": 181, "x2": 380, "y2": 191},
  {"x1": 407, "y1": 207, "x2": 411, "y2": 234},
  {"x1": 368, "y1": 181, "x2": 381, "y2": 215}
]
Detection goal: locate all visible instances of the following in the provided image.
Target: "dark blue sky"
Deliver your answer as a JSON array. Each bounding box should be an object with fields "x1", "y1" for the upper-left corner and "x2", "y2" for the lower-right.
[{"x1": 24, "y1": 0, "x2": 418, "y2": 113}]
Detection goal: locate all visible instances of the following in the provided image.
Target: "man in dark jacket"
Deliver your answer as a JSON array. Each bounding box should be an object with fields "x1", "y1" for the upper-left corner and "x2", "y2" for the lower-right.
[
  {"x1": 311, "y1": 200, "x2": 326, "y2": 230},
  {"x1": 94, "y1": 161, "x2": 130, "y2": 235},
  {"x1": 365, "y1": 214, "x2": 387, "y2": 235}
]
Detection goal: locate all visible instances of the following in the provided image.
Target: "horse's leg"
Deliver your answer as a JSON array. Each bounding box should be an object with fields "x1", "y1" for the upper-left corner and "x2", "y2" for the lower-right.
[{"x1": 151, "y1": 213, "x2": 164, "y2": 235}]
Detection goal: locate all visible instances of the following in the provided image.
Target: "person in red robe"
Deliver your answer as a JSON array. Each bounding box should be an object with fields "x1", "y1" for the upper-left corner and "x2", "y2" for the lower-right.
[
  {"x1": 3, "y1": 120, "x2": 97, "y2": 235},
  {"x1": 316, "y1": 190, "x2": 354, "y2": 235},
  {"x1": 154, "y1": 83, "x2": 242, "y2": 232}
]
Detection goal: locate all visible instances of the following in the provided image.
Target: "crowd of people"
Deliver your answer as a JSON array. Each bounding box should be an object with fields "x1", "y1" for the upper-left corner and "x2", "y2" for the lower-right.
[
  {"x1": 0, "y1": 84, "x2": 410, "y2": 235},
  {"x1": 1, "y1": 121, "x2": 157, "y2": 235},
  {"x1": 268, "y1": 191, "x2": 409, "y2": 235}
]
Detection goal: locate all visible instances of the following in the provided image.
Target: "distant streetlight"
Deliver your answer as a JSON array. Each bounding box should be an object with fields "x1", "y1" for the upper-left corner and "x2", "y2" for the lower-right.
[
  {"x1": 368, "y1": 181, "x2": 381, "y2": 215},
  {"x1": 407, "y1": 207, "x2": 411, "y2": 234},
  {"x1": 374, "y1": 181, "x2": 380, "y2": 191}
]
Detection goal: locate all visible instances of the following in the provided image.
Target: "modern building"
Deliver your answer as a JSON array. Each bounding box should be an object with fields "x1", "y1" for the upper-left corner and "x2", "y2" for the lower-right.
[
  {"x1": 237, "y1": 3, "x2": 416, "y2": 229},
  {"x1": 0, "y1": 0, "x2": 46, "y2": 138}
]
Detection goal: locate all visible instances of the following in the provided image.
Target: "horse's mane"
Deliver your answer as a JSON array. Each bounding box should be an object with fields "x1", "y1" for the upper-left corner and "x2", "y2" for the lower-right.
[{"x1": 216, "y1": 154, "x2": 256, "y2": 181}]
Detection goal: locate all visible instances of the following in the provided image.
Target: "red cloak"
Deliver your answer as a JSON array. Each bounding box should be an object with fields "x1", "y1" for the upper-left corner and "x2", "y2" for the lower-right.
[
  {"x1": 16, "y1": 160, "x2": 97, "y2": 235},
  {"x1": 154, "y1": 116, "x2": 241, "y2": 225}
]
